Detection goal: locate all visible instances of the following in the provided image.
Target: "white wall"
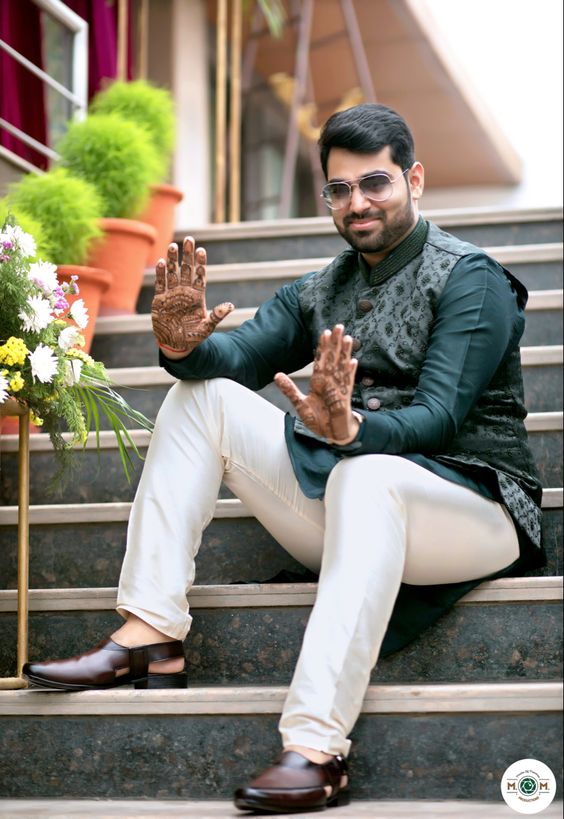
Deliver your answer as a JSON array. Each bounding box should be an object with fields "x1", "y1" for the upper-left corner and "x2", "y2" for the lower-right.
[{"x1": 422, "y1": 0, "x2": 563, "y2": 210}]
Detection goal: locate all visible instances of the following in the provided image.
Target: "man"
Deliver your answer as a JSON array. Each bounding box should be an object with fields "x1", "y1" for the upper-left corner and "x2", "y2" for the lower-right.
[{"x1": 24, "y1": 104, "x2": 545, "y2": 813}]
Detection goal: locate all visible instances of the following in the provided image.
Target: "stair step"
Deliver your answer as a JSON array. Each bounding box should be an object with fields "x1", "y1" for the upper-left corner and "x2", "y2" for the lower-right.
[
  {"x1": 172, "y1": 206, "x2": 563, "y2": 263},
  {"x1": 4, "y1": 680, "x2": 562, "y2": 715},
  {"x1": 1, "y1": 418, "x2": 560, "y2": 506},
  {"x1": 1, "y1": 578, "x2": 562, "y2": 685},
  {"x1": 1, "y1": 576, "x2": 561, "y2": 611},
  {"x1": 0, "y1": 682, "x2": 561, "y2": 800},
  {"x1": 0, "y1": 493, "x2": 560, "y2": 589},
  {"x1": 137, "y1": 243, "x2": 564, "y2": 311},
  {"x1": 5, "y1": 799, "x2": 562, "y2": 819}
]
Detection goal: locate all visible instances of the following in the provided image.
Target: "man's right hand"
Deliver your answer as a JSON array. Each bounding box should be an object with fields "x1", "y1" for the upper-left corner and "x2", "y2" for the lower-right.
[{"x1": 151, "y1": 236, "x2": 234, "y2": 358}]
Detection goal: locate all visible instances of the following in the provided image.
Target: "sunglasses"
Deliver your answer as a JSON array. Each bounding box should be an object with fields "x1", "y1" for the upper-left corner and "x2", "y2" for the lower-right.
[{"x1": 320, "y1": 168, "x2": 410, "y2": 210}]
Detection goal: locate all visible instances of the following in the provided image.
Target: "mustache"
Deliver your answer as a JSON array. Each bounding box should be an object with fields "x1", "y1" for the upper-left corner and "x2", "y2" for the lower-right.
[{"x1": 344, "y1": 209, "x2": 384, "y2": 226}]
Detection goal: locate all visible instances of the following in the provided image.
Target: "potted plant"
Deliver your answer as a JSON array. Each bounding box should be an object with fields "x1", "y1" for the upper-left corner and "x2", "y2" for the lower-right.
[
  {"x1": 7, "y1": 168, "x2": 112, "y2": 351},
  {"x1": 56, "y1": 113, "x2": 159, "y2": 314},
  {"x1": 0, "y1": 217, "x2": 152, "y2": 485},
  {"x1": 90, "y1": 79, "x2": 182, "y2": 266}
]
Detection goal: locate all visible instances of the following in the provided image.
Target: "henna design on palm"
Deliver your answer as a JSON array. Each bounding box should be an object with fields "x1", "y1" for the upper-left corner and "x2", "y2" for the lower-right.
[
  {"x1": 275, "y1": 325, "x2": 359, "y2": 444},
  {"x1": 151, "y1": 236, "x2": 234, "y2": 355}
]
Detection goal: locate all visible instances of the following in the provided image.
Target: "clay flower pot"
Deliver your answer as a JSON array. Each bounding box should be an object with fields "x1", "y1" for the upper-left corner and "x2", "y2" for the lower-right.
[
  {"x1": 87, "y1": 218, "x2": 157, "y2": 315},
  {"x1": 141, "y1": 183, "x2": 184, "y2": 266},
  {"x1": 57, "y1": 265, "x2": 113, "y2": 352}
]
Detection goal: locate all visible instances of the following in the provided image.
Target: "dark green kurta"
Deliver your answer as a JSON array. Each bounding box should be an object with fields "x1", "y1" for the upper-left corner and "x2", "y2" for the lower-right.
[{"x1": 160, "y1": 217, "x2": 546, "y2": 655}]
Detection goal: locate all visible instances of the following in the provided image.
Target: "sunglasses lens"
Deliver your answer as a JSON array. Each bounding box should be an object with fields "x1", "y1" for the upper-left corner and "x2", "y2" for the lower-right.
[
  {"x1": 360, "y1": 174, "x2": 393, "y2": 201},
  {"x1": 322, "y1": 182, "x2": 350, "y2": 208}
]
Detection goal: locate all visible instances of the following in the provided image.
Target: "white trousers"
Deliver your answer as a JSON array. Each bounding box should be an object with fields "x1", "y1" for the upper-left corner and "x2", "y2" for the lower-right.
[{"x1": 117, "y1": 378, "x2": 519, "y2": 756}]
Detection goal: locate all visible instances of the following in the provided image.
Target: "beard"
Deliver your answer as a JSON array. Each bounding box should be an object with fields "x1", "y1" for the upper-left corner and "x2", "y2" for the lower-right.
[{"x1": 334, "y1": 195, "x2": 416, "y2": 255}]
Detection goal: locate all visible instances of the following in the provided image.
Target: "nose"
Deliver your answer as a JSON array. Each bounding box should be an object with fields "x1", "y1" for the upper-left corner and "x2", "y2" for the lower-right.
[{"x1": 348, "y1": 182, "x2": 372, "y2": 211}]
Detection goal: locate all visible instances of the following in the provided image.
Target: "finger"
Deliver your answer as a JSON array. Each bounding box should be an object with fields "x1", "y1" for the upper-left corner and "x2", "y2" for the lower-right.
[
  {"x1": 166, "y1": 242, "x2": 179, "y2": 288},
  {"x1": 330, "y1": 324, "x2": 344, "y2": 358},
  {"x1": 155, "y1": 259, "x2": 166, "y2": 295},
  {"x1": 341, "y1": 333, "x2": 353, "y2": 362},
  {"x1": 314, "y1": 329, "x2": 331, "y2": 370},
  {"x1": 274, "y1": 372, "x2": 306, "y2": 407},
  {"x1": 193, "y1": 247, "x2": 207, "y2": 290},
  {"x1": 180, "y1": 236, "x2": 195, "y2": 286},
  {"x1": 205, "y1": 301, "x2": 234, "y2": 331}
]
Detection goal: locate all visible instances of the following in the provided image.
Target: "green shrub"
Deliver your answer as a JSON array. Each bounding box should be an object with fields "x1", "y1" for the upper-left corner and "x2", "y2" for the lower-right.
[
  {"x1": 0, "y1": 197, "x2": 49, "y2": 260},
  {"x1": 90, "y1": 80, "x2": 175, "y2": 181},
  {"x1": 57, "y1": 113, "x2": 160, "y2": 218},
  {"x1": 8, "y1": 168, "x2": 103, "y2": 265}
]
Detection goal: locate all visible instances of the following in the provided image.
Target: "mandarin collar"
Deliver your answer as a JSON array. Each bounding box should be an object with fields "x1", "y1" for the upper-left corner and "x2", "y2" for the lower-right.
[{"x1": 358, "y1": 216, "x2": 428, "y2": 287}]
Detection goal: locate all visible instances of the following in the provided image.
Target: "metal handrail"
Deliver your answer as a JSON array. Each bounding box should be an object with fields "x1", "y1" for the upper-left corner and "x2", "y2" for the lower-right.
[
  {"x1": 0, "y1": 38, "x2": 84, "y2": 108},
  {"x1": 0, "y1": 0, "x2": 88, "y2": 173}
]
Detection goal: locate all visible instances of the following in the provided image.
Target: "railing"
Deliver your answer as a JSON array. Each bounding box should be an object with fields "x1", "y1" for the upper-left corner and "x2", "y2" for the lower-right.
[{"x1": 0, "y1": 0, "x2": 88, "y2": 174}]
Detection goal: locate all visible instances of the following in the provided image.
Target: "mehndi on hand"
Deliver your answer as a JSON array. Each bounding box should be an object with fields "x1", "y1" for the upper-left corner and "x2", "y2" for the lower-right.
[
  {"x1": 151, "y1": 236, "x2": 234, "y2": 356},
  {"x1": 274, "y1": 324, "x2": 360, "y2": 445}
]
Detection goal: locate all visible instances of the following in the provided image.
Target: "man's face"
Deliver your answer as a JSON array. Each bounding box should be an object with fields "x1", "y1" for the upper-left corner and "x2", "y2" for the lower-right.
[{"x1": 325, "y1": 146, "x2": 423, "y2": 265}]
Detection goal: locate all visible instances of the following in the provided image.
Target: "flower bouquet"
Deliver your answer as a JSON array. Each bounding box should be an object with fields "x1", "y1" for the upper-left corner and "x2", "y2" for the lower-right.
[{"x1": 0, "y1": 218, "x2": 153, "y2": 484}]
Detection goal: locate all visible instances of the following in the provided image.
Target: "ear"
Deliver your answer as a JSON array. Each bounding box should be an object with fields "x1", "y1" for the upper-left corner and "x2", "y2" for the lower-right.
[{"x1": 408, "y1": 161, "x2": 424, "y2": 201}]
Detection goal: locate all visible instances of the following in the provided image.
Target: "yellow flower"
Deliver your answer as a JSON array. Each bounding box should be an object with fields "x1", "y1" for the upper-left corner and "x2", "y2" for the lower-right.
[
  {"x1": 29, "y1": 411, "x2": 44, "y2": 426},
  {"x1": 67, "y1": 348, "x2": 94, "y2": 366},
  {"x1": 9, "y1": 371, "x2": 24, "y2": 392},
  {"x1": 0, "y1": 336, "x2": 29, "y2": 367}
]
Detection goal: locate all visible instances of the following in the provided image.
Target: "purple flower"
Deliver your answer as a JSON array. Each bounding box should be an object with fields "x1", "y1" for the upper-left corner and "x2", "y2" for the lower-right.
[{"x1": 54, "y1": 297, "x2": 69, "y2": 311}]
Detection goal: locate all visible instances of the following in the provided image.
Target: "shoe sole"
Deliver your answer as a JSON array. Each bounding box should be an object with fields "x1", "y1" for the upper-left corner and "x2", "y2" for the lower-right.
[{"x1": 23, "y1": 671, "x2": 188, "y2": 691}]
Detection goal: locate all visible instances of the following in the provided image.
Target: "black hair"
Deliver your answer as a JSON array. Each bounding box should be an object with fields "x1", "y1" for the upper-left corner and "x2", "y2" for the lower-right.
[{"x1": 318, "y1": 103, "x2": 415, "y2": 178}]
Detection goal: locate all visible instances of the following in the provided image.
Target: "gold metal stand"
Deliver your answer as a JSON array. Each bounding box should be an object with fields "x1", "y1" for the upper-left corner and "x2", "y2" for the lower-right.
[{"x1": 0, "y1": 399, "x2": 30, "y2": 689}]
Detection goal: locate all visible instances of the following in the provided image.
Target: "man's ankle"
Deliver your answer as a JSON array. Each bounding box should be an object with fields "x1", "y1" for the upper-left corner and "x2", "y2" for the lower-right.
[{"x1": 284, "y1": 745, "x2": 334, "y2": 765}]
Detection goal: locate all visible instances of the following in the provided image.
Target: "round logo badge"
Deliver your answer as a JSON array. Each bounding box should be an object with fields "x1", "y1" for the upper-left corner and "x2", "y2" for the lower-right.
[{"x1": 501, "y1": 758, "x2": 557, "y2": 814}]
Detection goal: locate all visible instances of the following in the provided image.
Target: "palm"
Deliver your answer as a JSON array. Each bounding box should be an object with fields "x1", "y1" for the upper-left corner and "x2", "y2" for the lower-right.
[
  {"x1": 151, "y1": 237, "x2": 233, "y2": 353},
  {"x1": 275, "y1": 325, "x2": 358, "y2": 444}
]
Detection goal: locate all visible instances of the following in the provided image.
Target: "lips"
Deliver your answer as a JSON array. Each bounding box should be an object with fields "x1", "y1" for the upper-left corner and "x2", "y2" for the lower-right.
[{"x1": 345, "y1": 212, "x2": 383, "y2": 229}]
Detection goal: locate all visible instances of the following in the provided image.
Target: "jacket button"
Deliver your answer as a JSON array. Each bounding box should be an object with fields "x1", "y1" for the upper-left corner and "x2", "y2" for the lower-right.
[
  {"x1": 358, "y1": 299, "x2": 374, "y2": 313},
  {"x1": 361, "y1": 376, "x2": 375, "y2": 387},
  {"x1": 367, "y1": 397, "x2": 381, "y2": 410},
  {"x1": 352, "y1": 338, "x2": 362, "y2": 351}
]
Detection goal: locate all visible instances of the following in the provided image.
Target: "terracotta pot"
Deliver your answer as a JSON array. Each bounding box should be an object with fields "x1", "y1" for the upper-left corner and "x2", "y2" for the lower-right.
[
  {"x1": 87, "y1": 218, "x2": 157, "y2": 315},
  {"x1": 0, "y1": 398, "x2": 39, "y2": 436},
  {"x1": 57, "y1": 265, "x2": 113, "y2": 352},
  {"x1": 141, "y1": 183, "x2": 184, "y2": 267}
]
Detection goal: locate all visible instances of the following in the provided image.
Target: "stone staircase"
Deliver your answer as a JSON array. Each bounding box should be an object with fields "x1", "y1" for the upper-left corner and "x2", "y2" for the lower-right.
[{"x1": 0, "y1": 206, "x2": 562, "y2": 809}]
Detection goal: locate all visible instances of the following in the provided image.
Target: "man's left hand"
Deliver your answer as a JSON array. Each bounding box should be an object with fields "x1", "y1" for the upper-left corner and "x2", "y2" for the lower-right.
[{"x1": 275, "y1": 324, "x2": 360, "y2": 445}]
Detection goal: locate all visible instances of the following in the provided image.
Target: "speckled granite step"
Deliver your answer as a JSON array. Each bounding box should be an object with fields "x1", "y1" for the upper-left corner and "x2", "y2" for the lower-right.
[
  {"x1": 0, "y1": 578, "x2": 561, "y2": 685},
  {"x1": 0, "y1": 414, "x2": 560, "y2": 505},
  {"x1": 3, "y1": 799, "x2": 561, "y2": 818},
  {"x1": 0, "y1": 682, "x2": 561, "y2": 800},
  {"x1": 90, "y1": 294, "x2": 562, "y2": 368},
  {"x1": 170, "y1": 207, "x2": 563, "y2": 264},
  {"x1": 0, "y1": 493, "x2": 561, "y2": 590},
  {"x1": 135, "y1": 243, "x2": 563, "y2": 312}
]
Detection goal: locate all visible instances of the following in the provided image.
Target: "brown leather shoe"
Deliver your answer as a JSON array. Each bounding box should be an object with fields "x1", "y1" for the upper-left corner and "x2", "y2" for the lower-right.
[
  {"x1": 22, "y1": 638, "x2": 187, "y2": 691},
  {"x1": 234, "y1": 750, "x2": 350, "y2": 813}
]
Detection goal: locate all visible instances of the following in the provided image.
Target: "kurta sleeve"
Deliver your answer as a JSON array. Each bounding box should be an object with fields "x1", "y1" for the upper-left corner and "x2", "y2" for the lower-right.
[
  {"x1": 158, "y1": 277, "x2": 314, "y2": 392},
  {"x1": 351, "y1": 254, "x2": 525, "y2": 455}
]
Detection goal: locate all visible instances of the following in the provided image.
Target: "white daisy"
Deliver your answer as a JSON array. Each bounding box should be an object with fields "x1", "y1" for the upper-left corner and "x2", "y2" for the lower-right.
[
  {"x1": 58, "y1": 325, "x2": 83, "y2": 351},
  {"x1": 28, "y1": 261, "x2": 59, "y2": 295},
  {"x1": 5, "y1": 224, "x2": 36, "y2": 258},
  {"x1": 19, "y1": 295, "x2": 53, "y2": 334},
  {"x1": 0, "y1": 371, "x2": 9, "y2": 403},
  {"x1": 69, "y1": 298, "x2": 89, "y2": 329},
  {"x1": 29, "y1": 344, "x2": 58, "y2": 384}
]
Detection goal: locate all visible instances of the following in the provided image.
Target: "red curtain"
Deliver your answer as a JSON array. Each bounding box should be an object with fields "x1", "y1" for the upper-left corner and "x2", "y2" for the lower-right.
[
  {"x1": 0, "y1": 0, "x2": 48, "y2": 169},
  {"x1": 65, "y1": 0, "x2": 133, "y2": 100},
  {"x1": 0, "y1": 0, "x2": 133, "y2": 171}
]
